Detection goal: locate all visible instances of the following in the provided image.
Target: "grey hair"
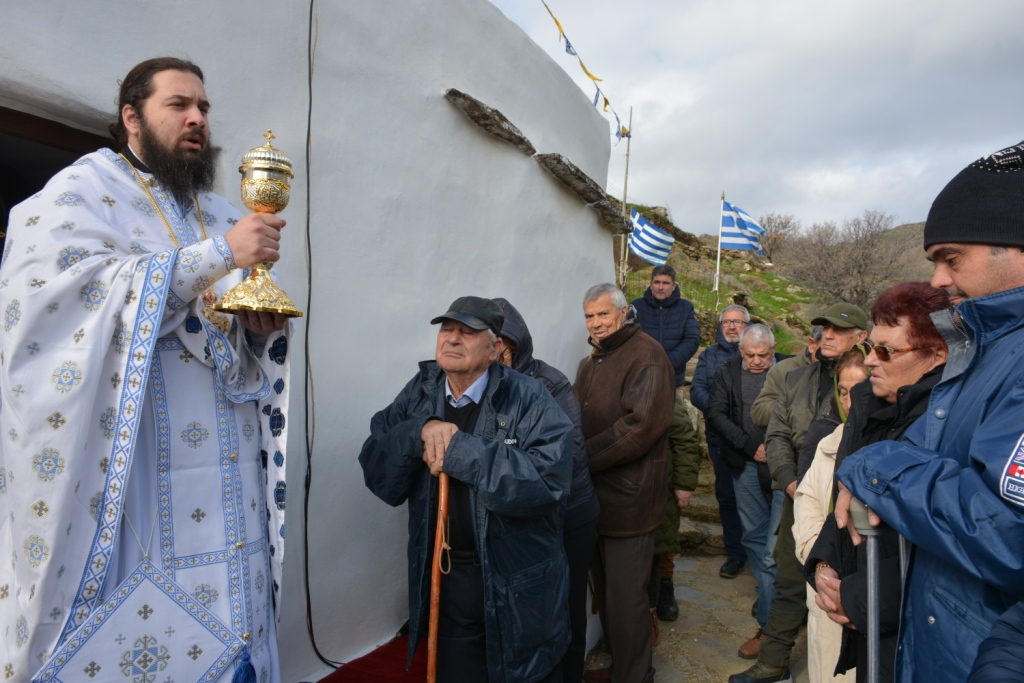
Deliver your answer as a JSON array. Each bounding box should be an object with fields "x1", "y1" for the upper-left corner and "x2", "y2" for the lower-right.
[
  {"x1": 720, "y1": 304, "x2": 750, "y2": 323},
  {"x1": 583, "y1": 283, "x2": 627, "y2": 309},
  {"x1": 740, "y1": 323, "x2": 775, "y2": 347},
  {"x1": 810, "y1": 325, "x2": 824, "y2": 343}
]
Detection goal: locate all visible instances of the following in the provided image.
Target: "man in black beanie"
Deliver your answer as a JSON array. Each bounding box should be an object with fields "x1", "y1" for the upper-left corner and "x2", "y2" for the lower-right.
[{"x1": 831, "y1": 141, "x2": 1024, "y2": 681}]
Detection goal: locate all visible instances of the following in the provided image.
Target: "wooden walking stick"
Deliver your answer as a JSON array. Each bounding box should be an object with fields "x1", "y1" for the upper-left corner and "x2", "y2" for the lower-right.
[{"x1": 427, "y1": 472, "x2": 450, "y2": 683}]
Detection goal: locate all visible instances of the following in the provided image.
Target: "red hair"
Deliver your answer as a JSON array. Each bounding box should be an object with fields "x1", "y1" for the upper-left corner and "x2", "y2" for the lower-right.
[{"x1": 870, "y1": 282, "x2": 951, "y2": 356}]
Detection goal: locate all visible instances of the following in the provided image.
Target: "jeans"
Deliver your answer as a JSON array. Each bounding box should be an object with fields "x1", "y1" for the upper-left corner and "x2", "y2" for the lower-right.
[
  {"x1": 733, "y1": 460, "x2": 784, "y2": 629},
  {"x1": 708, "y1": 440, "x2": 747, "y2": 564}
]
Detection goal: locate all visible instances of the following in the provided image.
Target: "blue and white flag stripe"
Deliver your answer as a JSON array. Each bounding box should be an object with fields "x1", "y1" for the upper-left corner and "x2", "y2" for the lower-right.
[
  {"x1": 721, "y1": 201, "x2": 764, "y2": 253},
  {"x1": 628, "y1": 209, "x2": 674, "y2": 265}
]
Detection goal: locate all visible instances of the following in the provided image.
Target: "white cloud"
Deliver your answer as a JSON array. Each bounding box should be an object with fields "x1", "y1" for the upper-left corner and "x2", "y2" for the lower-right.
[{"x1": 490, "y1": 0, "x2": 1024, "y2": 235}]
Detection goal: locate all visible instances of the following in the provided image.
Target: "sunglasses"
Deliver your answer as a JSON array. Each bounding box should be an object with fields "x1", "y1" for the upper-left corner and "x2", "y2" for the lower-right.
[{"x1": 870, "y1": 344, "x2": 931, "y2": 362}]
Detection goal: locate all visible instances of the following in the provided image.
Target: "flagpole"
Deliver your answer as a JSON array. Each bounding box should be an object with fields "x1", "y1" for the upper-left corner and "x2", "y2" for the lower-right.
[
  {"x1": 714, "y1": 191, "x2": 724, "y2": 310},
  {"x1": 618, "y1": 107, "x2": 633, "y2": 290}
]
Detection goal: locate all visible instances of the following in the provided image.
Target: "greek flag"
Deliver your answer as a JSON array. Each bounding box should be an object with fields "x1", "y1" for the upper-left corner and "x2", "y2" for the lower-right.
[
  {"x1": 628, "y1": 209, "x2": 674, "y2": 265},
  {"x1": 720, "y1": 201, "x2": 764, "y2": 254}
]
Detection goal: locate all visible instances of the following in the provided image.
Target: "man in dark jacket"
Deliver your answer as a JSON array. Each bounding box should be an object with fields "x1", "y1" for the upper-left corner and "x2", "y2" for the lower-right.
[
  {"x1": 731, "y1": 303, "x2": 867, "y2": 683},
  {"x1": 574, "y1": 283, "x2": 675, "y2": 683},
  {"x1": 707, "y1": 324, "x2": 789, "y2": 659},
  {"x1": 836, "y1": 141, "x2": 1024, "y2": 681},
  {"x1": 691, "y1": 304, "x2": 751, "y2": 579},
  {"x1": 358, "y1": 296, "x2": 573, "y2": 683},
  {"x1": 631, "y1": 264, "x2": 701, "y2": 388},
  {"x1": 492, "y1": 298, "x2": 599, "y2": 683}
]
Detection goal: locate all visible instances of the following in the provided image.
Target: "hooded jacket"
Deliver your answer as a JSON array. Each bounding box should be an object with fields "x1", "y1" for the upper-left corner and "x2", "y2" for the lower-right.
[
  {"x1": 691, "y1": 326, "x2": 739, "y2": 446},
  {"x1": 574, "y1": 322, "x2": 675, "y2": 536},
  {"x1": 837, "y1": 290, "x2": 1024, "y2": 682},
  {"x1": 631, "y1": 285, "x2": 701, "y2": 386},
  {"x1": 493, "y1": 298, "x2": 597, "y2": 523},
  {"x1": 359, "y1": 361, "x2": 573, "y2": 683}
]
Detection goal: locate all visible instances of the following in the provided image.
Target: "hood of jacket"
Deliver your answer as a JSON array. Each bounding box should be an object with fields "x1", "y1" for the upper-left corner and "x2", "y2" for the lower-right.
[{"x1": 492, "y1": 297, "x2": 535, "y2": 373}]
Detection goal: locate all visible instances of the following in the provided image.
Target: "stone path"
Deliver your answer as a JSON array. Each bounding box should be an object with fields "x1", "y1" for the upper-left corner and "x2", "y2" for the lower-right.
[{"x1": 585, "y1": 554, "x2": 809, "y2": 682}]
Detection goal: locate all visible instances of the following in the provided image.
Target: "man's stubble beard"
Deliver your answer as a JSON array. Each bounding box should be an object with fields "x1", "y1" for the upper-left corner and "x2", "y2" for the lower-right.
[{"x1": 138, "y1": 117, "x2": 220, "y2": 204}]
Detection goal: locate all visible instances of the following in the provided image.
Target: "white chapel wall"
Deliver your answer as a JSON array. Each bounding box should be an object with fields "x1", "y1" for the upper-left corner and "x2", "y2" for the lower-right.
[{"x1": 0, "y1": 1, "x2": 612, "y2": 679}]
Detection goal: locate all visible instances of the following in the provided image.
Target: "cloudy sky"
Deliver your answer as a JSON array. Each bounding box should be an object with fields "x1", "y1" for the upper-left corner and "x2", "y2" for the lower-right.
[{"x1": 489, "y1": 0, "x2": 1024, "y2": 236}]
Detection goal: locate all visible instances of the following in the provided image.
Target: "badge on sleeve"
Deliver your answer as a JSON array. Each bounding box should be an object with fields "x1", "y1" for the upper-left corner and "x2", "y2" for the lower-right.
[{"x1": 1000, "y1": 433, "x2": 1024, "y2": 507}]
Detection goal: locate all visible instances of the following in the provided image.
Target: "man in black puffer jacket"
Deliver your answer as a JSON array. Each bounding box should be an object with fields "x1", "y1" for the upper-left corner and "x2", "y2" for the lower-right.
[
  {"x1": 631, "y1": 265, "x2": 701, "y2": 389},
  {"x1": 492, "y1": 298, "x2": 600, "y2": 683}
]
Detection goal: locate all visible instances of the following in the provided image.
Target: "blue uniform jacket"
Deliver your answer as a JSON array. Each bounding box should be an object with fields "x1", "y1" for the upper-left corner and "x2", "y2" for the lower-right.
[
  {"x1": 836, "y1": 287, "x2": 1024, "y2": 681},
  {"x1": 359, "y1": 360, "x2": 573, "y2": 683}
]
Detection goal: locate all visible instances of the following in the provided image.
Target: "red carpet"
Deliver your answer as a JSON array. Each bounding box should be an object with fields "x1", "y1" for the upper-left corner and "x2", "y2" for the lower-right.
[{"x1": 318, "y1": 635, "x2": 427, "y2": 682}]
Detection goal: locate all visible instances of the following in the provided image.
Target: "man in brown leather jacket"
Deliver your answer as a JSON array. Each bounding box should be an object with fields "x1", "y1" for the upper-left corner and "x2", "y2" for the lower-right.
[{"x1": 574, "y1": 283, "x2": 676, "y2": 683}]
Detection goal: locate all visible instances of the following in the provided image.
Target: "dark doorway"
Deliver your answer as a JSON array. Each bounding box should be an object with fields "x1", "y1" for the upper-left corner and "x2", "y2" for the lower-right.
[{"x1": 0, "y1": 105, "x2": 111, "y2": 267}]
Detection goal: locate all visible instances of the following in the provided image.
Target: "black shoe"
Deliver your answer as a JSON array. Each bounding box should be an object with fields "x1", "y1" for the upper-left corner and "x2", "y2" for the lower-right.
[
  {"x1": 728, "y1": 662, "x2": 791, "y2": 683},
  {"x1": 720, "y1": 558, "x2": 744, "y2": 579},
  {"x1": 656, "y1": 577, "x2": 679, "y2": 621},
  {"x1": 751, "y1": 599, "x2": 758, "y2": 619}
]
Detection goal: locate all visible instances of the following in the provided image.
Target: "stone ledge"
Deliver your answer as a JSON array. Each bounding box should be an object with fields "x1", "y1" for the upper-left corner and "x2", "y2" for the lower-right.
[
  {"x1": 535, "y1": 153, "x2": 607, "y2": 204},
  {"x1": 678, "y1": 517, "x2": 726, "y2": 556},
  {"x1": 444, "y1": 88, "x2": 536, "y2": 156},
  {"x1": 588, "y1": 200, "x2": 631, "y2": 234}
]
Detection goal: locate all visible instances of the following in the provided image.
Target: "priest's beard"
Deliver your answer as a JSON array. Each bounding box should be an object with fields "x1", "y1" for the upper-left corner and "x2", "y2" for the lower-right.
[{"x1": 137, "y1": 118, "x2": 220, "y2": 205}]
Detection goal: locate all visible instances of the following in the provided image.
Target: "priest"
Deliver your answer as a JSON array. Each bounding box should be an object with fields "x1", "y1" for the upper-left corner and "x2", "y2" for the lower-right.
[{"x1": 0, "y1": 57, "x2": 291, "y2": 683}]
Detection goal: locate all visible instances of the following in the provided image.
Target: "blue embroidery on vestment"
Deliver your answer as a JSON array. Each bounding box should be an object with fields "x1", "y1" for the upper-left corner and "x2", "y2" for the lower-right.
[
  {"x1": 268, "y1": 337, "x2": 287, "y2": 365},
  {"x1": 54, "y1": 192, "x2": 84, "y2": 207},
  {"x1": 57, "y1": 245, "x2": 91, "y2": 271},
  {"x1": 3, "y1": 299, "x2": 20, "y2": 332},
  {"x1": 57, "y1": 250, "x2": 174, "y2": 648}
]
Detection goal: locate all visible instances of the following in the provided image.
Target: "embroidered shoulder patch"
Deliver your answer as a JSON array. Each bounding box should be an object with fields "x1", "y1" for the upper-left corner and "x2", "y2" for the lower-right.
[{"x1": 1000, "y1": 433, "x2": 1024, "y2": 507}]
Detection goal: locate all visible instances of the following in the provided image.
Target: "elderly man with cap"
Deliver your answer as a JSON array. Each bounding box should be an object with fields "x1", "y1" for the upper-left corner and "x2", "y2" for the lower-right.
[
  {"x1": 358, "y1": 296, "x2": 574, "y2": 683},
  {"x1": 731, "y1": 303, "x2": 867, "y2": 682},
  {"x1": 833, "y1": 142, "x2": 1024, "y2": 681}
]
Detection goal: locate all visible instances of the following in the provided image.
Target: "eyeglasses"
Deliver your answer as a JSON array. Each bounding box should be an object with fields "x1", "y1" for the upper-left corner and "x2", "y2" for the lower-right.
[
  {"x1": 870, "y1": 345, "x2": 931, "y2": 362},
  {"x1": 721, "y1": 320, "x2": 748, "y2": 327}
]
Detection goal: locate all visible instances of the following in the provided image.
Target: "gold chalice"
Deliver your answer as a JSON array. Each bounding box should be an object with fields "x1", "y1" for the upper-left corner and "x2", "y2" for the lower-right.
[{"x1": 210, "y1": 130, "x2": 303, "y2": 318}]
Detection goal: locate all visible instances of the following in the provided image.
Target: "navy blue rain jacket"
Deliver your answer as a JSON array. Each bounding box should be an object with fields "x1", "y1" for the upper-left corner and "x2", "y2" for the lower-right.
[
  {"x1": 691, "y1": 326, "x2": 739, "y2": 445},
  {"x1": 631, "y1": 285, "x2": 701, "y2": 386},
  {"x1": 837, "y1": 289, "x2": 1024, "y2": 682},
  {"x1": 359, "y1": 361, "x2": 573, "y2": 683},
  {"x1": 493, "y1": 298, "x2": 597, "y2": 522}
]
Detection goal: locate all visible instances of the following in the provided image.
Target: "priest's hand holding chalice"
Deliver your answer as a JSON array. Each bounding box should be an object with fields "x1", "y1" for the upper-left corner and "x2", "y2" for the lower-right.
[{"x1": 212, "y1": 130, "x2": 303, "y2": 333}]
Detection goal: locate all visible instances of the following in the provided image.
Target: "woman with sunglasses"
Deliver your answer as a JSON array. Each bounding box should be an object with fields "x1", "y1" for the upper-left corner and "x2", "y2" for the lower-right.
[{"x1": 803, "y1": 281, "x2": 950, "y2": 683}]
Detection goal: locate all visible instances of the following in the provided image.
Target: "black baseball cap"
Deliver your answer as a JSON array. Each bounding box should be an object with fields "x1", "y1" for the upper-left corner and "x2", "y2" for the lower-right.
[{"x1": 431, "y1": 296, "x2": 504, "y2": 335}]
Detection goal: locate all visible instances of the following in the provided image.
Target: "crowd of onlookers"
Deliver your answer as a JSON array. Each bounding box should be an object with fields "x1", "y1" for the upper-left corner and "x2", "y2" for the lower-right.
[
  {"x1": 358, "y1": 140, "x2": 1024, "y2": 683},
  {"x1": 690, "y1": 141, "x2": 1024, "y2": 683}
]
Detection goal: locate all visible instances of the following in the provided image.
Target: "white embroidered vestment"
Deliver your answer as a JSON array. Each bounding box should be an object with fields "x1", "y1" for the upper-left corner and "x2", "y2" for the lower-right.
[{"x1": 0, "y1": 149, "x2": 289, "y2": 683}]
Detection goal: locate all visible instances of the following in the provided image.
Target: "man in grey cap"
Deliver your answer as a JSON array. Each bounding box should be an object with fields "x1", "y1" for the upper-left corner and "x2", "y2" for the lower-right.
[
  {"x1": 731, "y1": 303, "x2": 867, "y2": 682},
  {"x1": 358, "y1": 296, "x2": 574, "y2": 683}
]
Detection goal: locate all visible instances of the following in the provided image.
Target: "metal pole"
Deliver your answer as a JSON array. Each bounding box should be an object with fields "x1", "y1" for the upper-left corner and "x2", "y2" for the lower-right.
[
  {"x1": 713, "y1": 192, "x2": 724, "y2": 294},
  {"x1": 850, "y1": 497, "x2": 880, "y2": 683},
  {"x1": 619, "y1": 107, "x2": 633, "y2": 289}
]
